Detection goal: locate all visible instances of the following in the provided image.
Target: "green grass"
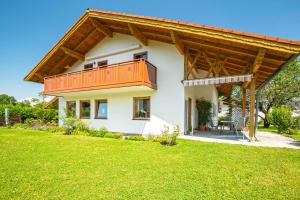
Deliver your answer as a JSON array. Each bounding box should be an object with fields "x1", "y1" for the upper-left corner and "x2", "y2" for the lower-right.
[
  {"x1": 258, "y1": 125, "x2": 300, "y2": 141},
  {"x1": 0, "y1": 128, "x2": 300, "y2": 200}
]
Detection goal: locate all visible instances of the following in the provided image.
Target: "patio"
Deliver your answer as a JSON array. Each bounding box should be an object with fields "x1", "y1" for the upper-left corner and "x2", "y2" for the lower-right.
[{"x1": 179, "y1": 131, "x2": 300, "y2": 149}]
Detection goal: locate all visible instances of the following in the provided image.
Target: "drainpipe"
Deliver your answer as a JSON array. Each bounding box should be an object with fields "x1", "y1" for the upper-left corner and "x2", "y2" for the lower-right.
[{"x1": 254, "y1": 53, "x2": 299, "y2": 136}]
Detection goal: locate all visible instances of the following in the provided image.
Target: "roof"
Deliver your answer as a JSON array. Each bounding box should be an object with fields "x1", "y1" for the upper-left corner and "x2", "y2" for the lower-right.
[{"x1": 24, "y1": 8, "x2": 300, "y2": 94}]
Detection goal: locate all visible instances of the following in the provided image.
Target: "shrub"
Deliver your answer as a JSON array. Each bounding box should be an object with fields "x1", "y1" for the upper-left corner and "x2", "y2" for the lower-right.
[
  {"x1": 61, "y1": 116, "x2": 89, "y2": 135},
  {"x1": 292, "y1": 116, "x2": 300, "y2": 130},
  {"x1": 270, "y1": 106, "x2": 293, "y2": 134},
  {"x1": 104, "y1": 132, "x2": 123, "y2": 139},
  {"x1": 159, "y1": 125, "x2": 180, "y2": 146},
  {"x1": 88, "y1": 127, "x2": 108, "y2": 137},
  {"x1": 72, "y1": 128, "x2": 89, "y2": 136},
  {"x1": 127, "y1": 135, "x2": 145, "y2": 141},
  {"x1": 11, "y1": 123, "x2": 29, "y2": 129}
]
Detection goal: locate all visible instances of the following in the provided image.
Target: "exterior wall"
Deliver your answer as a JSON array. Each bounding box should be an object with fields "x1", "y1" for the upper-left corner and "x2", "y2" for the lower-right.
[
  {"x1": 59, "y1": 33, "x2": 185, "y2": 135},
  {"x1": 184, "y1": 83, "x2": 219, "y2": 131}
]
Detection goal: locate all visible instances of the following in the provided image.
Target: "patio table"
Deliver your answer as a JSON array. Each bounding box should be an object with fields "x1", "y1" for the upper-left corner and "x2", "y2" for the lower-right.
[{"x1": 220, "y1": 120, "x2": 234, "y2": 133}]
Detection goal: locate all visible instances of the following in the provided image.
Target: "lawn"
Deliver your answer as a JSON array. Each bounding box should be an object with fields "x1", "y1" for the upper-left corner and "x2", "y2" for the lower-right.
[
  {"x1": 0, "y1": 128, "x2": 299, "y2": 199},
  {"x1": 258, "y1": 125, "x2": 300, "y2": 141}
]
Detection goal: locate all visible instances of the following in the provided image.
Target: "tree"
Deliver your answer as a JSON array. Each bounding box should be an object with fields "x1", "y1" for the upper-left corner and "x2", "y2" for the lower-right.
[
  {"x1": 0, "y1": 94, "x2": 17, "y2": 105},
  {"x1": 259, "y1": 58, "x2": 300, "y2": 127}
]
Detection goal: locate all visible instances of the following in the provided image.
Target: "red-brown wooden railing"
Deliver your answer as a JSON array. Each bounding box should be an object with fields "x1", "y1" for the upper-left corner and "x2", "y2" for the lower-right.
[{"x1": 44, "y1": 59, "x2": 157, "y2": 94}]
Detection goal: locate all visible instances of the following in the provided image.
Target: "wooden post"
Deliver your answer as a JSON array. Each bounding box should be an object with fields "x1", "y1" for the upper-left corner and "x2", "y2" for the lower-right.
[
  {"x1": 249, "y1": 77, "x2": 256, "y2": 139},
  {"x1": 242, "y1": 88, "x2": 246, "y2": 118}
]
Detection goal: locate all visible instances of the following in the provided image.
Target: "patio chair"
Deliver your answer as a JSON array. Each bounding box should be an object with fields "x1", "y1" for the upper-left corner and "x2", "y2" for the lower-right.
[{"x1": 208, "y1": 117, "x2": 219, "y2": 133}]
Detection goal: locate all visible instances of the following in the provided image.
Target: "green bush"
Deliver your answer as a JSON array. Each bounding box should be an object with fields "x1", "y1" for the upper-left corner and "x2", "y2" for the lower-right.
[
  {"x1": 158, "y1": 125, "x2": 180, "y2": 146},
  {"x1": 292, "y1": 116, "x2": 300, "y2": 130},
  {"x1": 88, "y1": 127, "x2": 108, "y2": 137},
  {"x1": 127, "y1": 135, "x2": 145, "y2": 141},
  {"x1": 270, "y1": 106, "x2": 293, "y2": 134},
  {"x1": 61, "y1": 116, "x2": 90, "y2": 135},
  {"x1": 11, "y1": 123, "x2": 29, "y2": 129},
  {"x1": 104, "y1": 132, "x2": 123, "y2": 139}
]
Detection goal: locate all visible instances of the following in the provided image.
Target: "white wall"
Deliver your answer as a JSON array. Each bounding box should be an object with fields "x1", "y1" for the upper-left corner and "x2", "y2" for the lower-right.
[
  {"x1": 59, "y1": 33, "x2": 185, "y2": 135},
  {"x1": 184, "y1": 84, "x2": 219, "y2": 131}
]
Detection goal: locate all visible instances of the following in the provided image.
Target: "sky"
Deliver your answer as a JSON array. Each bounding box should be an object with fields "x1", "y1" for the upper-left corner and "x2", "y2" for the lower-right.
[{"x1": 0, "y1": 0, "x2": 300, "y2": 100}]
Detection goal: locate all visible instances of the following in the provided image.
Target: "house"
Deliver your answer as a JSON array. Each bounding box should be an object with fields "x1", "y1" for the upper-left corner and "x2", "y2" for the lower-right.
[{"x1": 25, "y1": 9, "x2": 300, "y2": 138}]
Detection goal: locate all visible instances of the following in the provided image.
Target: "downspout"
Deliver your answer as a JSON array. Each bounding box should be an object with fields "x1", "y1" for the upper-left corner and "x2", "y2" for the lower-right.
[{"x1": 254, "y1": 53, "x2": 300, "y2": 136}]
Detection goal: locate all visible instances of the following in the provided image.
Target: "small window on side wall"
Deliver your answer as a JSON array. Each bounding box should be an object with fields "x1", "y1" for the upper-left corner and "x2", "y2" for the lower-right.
[
  {"x1": 133, "y1": 97, "x2": 150, "y2": 120},
  {"x1": 66, "y1": 101, "x2": 76, "y2": 117},
  {"x1": 95, "y1": 99, "x2": 108, "y2": 119},
  {"x1": 134, "y1": 52, "x2": 148, "y2": 60},
  {"x1": 97, "y1": 60, "x2": 108, "y2": 68},
  {"x1": 80, "y1": 100, "x2": 91, "y2": 119},
  {"x1": 84, "y1": 63, "x2": 93, "y2": 70}
]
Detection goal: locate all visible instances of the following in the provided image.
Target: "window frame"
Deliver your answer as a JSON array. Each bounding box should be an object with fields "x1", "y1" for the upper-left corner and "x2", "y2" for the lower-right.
[
  {"x1": 80, "y1": 100, "x2": 91, "y2": 119},
  {"x1": 83, "y1": 63, "x2": 94, "y2": 70},
  {"x1": 133, "y1": 51, "x2": 148, "y2": 60},
  {"x1": 95, "y1": 99, "x2": 108, "y2": 119},
  {"x1": 66, "y1": 101, "x2": 76, "y2": 117},
  {"x1": 97, "y1": 60, "x2": 108, "y2": 68},
  {"x1": 132, "y1": 96, "x2": 151, "y2": 120}
]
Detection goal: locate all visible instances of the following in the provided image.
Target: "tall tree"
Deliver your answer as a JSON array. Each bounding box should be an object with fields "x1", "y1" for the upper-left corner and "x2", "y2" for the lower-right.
[
  {"x1": 259, "y1": 58, "x2": 300, "y2": 127},
  {"x1": 0, "y1": 94, "x2": 17, "y2": 105}
]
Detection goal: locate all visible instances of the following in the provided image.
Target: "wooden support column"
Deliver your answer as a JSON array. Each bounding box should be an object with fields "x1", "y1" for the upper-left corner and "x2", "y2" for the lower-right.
[
  {"x1": 249, "y1": 77, "x2": 256, "y2": 139},
  {"x1": 242, "y1": 88, "x2": 246, "y2": 117}
]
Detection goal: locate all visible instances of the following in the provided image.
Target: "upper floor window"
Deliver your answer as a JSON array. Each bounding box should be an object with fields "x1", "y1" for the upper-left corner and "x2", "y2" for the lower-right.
[
  {"x1": 134, "y1": 51, "x2": 148, "y2": 60},
  {"x1": 66, "y1": 101, "x2": 76, "y2": 117},
  {"x1": 84, "y1": 63, "x2": 93, "y2": 70},
  {"x1": 97, "y1": 60, "x2": 108, "y2": 68},
  {"x1": 80, "y1": 100, "x2": 91, "y2": 119},
  {"x1": 133, "y1": 97, "x2": 150, "y2": 120},
  {"x1": 95, "y1": 99, "x2": 108, "y2": 119}
]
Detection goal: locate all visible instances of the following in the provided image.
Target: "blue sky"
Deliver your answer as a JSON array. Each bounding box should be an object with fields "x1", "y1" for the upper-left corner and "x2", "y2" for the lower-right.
[{"x1": 0, "y1": 0, "x2": 299, "y2": 100}]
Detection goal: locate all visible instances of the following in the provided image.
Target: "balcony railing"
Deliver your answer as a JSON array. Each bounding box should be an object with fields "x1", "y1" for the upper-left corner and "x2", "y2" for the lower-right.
[{"x1": 44, "y1": 59, "x2": 157, "y2": 95}]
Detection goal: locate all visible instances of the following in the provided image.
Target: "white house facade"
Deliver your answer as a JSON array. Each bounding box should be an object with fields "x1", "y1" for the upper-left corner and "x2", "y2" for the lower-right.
[
  {"x1": 57, "y1": 33, "x2": 218, "y2": 135},
  {"x1": 24, "y1": 9, "x2": 300, "y2": 139}
]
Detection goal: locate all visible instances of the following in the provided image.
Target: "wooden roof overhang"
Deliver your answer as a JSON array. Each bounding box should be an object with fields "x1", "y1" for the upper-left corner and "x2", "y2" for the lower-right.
[{"x1": 24, "y1": 9, "x2": 300, "y2": 96}]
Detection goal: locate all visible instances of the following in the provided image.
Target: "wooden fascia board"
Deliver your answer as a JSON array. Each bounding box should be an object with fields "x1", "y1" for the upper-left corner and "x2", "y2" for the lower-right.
[{"x1": 89, "y1": 12, "x2": 300, "y2": 53}]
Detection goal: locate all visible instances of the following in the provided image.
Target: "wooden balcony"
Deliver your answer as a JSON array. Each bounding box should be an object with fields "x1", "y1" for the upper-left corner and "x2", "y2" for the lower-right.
[{"x1": 44, "y1": 59, "x2": 157, "y2": 95}]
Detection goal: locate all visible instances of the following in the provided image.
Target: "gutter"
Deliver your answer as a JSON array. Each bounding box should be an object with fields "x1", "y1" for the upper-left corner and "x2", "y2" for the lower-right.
[{"x1": 254, "y1": 53, "x2": 300, "y2": 135}]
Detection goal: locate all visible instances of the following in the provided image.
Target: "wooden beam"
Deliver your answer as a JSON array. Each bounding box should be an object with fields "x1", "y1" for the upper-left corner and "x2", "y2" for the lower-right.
[
  {"x1": 60, "y1": 46, "x2": 84, "y2": 61},
  {"x1": 89, "y1": 18, "x2": 113, "y2": 37},
  {"x1": 242, "y1": 88, "x2": 246, "y2": 117},
  {"x1": 252, "y1": 48, "x2": 266, "y2": 73},
  {"x1": 170, "y1": 30, "x2": 184, "y2": 55},
  {"x1": 187, "y1": 51, "x2": 201, "y2": 77},
  {"x1": 249, "y1": 77, "x2": 256, "y2": 139},
  {"x1": 128, "y1": 23, "x2": 148, "y2": 46}
]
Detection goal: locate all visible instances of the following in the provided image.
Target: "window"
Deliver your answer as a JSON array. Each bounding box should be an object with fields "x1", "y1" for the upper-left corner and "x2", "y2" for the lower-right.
[
  {"x1": 95, "y1": 99, "x2": 108, "y2": 119},
  {"x1": 84, "y1": 63, "x2": 93, "y2": 70},
  {"x1": 97, "y1": 60, "x2": 108, "y2": 68},
  {"x1": 133, "y1": 97, "x2": 150, "y2": 120},
  {"x1": 134, "y1": 51, "x2": 148, "y2": 60},
  {"x1": 80, "y1": 100, "x2": 91, "y2": 119},
  {"x1": 66, "y1": 101, "x2": 76, "y2": 117}
]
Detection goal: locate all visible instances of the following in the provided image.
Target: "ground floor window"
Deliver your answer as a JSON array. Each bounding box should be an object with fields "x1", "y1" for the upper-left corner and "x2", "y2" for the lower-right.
[
  {"x1": 80, "y1": 100, "x2": 91, "y2": 119},
  {"x1": 95, "y1": 99, "x2": 108, "y2": 119},
  {"x1": 133, "y1": 97, "x2": 150, "y2": 120},
  {"x1": 66, "y1": 101, "x2": 76, "y2": 117}
]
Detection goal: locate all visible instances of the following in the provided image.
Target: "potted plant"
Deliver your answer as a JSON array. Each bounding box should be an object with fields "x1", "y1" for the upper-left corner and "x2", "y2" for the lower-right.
[{"x1": 196, "y1": 98, "x2": 212, "y2": 131}]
